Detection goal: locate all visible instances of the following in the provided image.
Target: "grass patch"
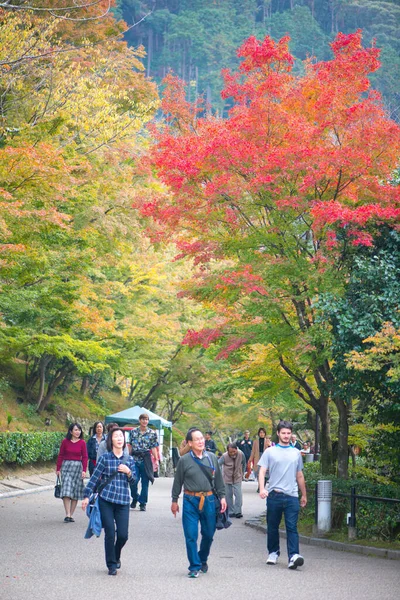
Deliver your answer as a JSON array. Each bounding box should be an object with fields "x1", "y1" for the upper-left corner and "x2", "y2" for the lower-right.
[{"x1": 297, "y1": 517, "x2": 400, "y2": 551}]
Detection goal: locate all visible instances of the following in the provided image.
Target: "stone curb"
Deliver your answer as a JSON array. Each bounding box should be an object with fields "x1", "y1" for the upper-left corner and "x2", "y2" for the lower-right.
[
  {"x1": 0, "y1": 484, "x2": 53, "y2": 499},
  {"x1": 245, "y1": 517, "x2": 400, "y2": 561},
  {"x1": 0, "y1": 471, "x2": 56, "y2": 499}
]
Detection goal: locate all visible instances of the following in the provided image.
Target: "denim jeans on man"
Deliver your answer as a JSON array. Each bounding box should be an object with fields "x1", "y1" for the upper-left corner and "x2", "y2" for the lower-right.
[
  {"x1": 99, "y1": 497, "x2": 130, "y2": 569},
  {"x1": 182, "y1": 493, "x2": 216, "y2": 572},
  {"x1": 131, "y1": 459, "x2": 150, "y2": 505},
  {"x1": 266, "y1": 490, "x2": 300, "y2": 559}
]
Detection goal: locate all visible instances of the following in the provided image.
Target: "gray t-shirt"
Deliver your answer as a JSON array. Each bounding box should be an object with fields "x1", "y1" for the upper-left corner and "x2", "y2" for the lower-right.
[{"x1": 257, "y1": 445, "x2": 303, "y2": 497}]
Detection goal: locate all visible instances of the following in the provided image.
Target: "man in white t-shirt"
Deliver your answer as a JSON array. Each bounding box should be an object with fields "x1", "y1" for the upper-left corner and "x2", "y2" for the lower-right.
[{"x1": 258, "y1": 420, "x2": 307, "y2": 570}]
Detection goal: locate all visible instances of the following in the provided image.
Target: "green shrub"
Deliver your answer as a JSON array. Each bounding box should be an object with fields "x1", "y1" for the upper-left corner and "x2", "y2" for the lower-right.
[
  {"x1": 0, "y1": 432, "x2": 65, "y2": 466},
  {"x1": 302, "y1": 463, "x2": 400, "y2": 541}
]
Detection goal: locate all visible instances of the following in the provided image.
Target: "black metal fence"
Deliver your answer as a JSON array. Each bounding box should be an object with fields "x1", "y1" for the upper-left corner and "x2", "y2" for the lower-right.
[{"x1": 314, "y1": 483, "x2": 400, "y2": 538}]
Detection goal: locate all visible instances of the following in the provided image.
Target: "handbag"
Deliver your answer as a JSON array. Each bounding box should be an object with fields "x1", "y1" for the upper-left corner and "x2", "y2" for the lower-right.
[{"x1": 54, "y1": 475, "x2": 61, "y2": 499}]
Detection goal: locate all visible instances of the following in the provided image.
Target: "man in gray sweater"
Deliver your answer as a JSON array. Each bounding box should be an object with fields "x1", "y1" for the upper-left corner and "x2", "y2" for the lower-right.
[{"x1": 171, "y1": 428, "x2": 227, "y2": 578}]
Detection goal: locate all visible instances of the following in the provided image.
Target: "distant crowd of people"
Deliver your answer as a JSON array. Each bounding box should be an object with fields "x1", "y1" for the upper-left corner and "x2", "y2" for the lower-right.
[{"x1": 55, "y1": 418, "x2": 308, "y2": 577}]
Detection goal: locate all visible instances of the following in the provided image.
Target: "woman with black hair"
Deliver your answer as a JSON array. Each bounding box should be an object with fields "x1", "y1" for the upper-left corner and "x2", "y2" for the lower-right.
[
  {"x1": 82, "y1": 427, "x2": 136, "y2": 576},
  {"x1": 86, "y1": 421, "x2": 105, "y2": 475},
  {"x1": 249, "y1": 427, "x2": 267, "y2": 490},
  {"x1": 56, "y1": 423, "x2": 88, "y2": 522}
]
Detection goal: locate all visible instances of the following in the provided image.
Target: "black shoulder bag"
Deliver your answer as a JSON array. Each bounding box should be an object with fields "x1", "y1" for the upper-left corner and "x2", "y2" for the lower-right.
[{"x1": 88, "y1": 457, "x2": 130, "y2": 506}]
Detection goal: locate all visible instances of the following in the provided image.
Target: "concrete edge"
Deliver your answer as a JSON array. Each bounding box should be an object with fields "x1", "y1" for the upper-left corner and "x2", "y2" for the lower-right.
[
  {"x1": 0, "y1": 484, "x2": 53, "y2": 499},
  {"x1": 244, "y1": 519, "x2": 400, "y2": 561}
]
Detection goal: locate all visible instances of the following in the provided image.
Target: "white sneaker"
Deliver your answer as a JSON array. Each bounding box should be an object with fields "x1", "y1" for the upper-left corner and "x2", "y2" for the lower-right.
[
  {"x1": 288, "y1": 554, "x2": 304, "y2": 569},
  {"x1": 266, "y1": 552, "x2": 279, "y2": 565}
]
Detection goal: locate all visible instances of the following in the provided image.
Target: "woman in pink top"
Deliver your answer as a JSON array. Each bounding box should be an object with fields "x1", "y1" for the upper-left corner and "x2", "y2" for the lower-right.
[{"x1": 56, "y1": 423, "x2": 88, "y2": 523}]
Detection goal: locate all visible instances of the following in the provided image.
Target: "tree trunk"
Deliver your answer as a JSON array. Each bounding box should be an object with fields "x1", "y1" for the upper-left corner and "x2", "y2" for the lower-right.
[
  {"x1": 165, "y1": 397, "x2": 183, "y2": 423},
  {"x1": 90, "y1": 373, "x2": 102, "y2": 399},
  {"x1": 33, "y1": 355, "x2": 52, "y2": 409},
  {"x1": 334, "y1": 395, "x2": 349, "y2": 478},
  {"x1": 24, "y1": 357, "x2": 40, "y2": 402},
  {"x1": 38, "y1": 365, "x2": 73, "y2": 412},
  {"x1": 127, "y1": 379, "x2": 140, "y2": 403},
  {"x1": 80, "y1": 375, "x2": 90, "y2": 395},
  {"x1": 279, "y1": 354, "x2": 333, "y2": 472},
  {"x1": 147, "y1": 28, "x2": 152, "y2": 78},
  {"x1": 318, "y1": 396, "x2": 333, "y2": 474}
]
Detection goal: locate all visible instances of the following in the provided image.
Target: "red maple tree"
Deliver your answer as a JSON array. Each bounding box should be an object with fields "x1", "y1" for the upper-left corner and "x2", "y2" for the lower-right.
[{"x1": 140, "y1": 31, "x2": 400, "y2": 475}]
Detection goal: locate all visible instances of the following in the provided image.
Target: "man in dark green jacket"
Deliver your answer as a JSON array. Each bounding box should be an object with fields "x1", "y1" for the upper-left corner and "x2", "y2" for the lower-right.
[{"x1": 171, "y1": 428, "x2": 227, "y2": 578}]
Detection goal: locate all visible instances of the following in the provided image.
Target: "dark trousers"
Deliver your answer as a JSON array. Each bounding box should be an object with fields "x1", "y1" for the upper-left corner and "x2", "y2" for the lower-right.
[
  {"x1": 99, "y1": 497, "x2": 130, "y2": 569},
  {"x1": 266, "y1": 490, "x2": 300, "y2": 560},
  {"x1": 182, "y1": 494, "x2": 216, "y2": 572},
  {"x1": 131, "y1": 460, "x2": 150, "y2": 505}
]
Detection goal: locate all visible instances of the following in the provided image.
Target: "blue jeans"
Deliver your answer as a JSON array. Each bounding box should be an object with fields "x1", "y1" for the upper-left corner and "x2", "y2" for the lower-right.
[
  {"x1": 266, "y1": 490, "x2": 300, "y2": 559},
  {"x1": 131, "y1": 460, "x2": 150, "y2": 505},
  {"x1": 182, "y1": 494, "x2": 216, "y2": 572},
  {"x1": 99, "y1": 497, "x2": 130, "y2": 569}
]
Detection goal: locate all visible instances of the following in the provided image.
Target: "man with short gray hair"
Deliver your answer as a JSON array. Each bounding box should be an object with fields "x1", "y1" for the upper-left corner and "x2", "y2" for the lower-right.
[{"x1": 171, "y1": 428, "x2": 227, "y2": 578}]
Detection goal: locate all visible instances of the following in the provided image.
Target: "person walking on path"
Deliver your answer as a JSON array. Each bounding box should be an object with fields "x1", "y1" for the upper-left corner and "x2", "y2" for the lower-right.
[
  {"x1": 178, "y1": 427, "x2": 199, "y2": 457},
  {"x1": 86, "y1": 421, "x2": 105, "y2": 476},
  {"x1": 204, "y1": 431, "x2": 218, "y2": 454},
  {"x1": 237, "y1": 430, "x2": 253, "y2": 480},
  {"x1": 97, "y1": 422, "x2": 129, "y2": 461},
  {"x1": 56, "y1": 422, "x2": 88, "y2": 523},
  {"x1": 171, "y1": 428, "x2": 227, "y2": 578},
  {"x1": 218, "y1": 443, "x2": 246, "y2": 518},
  {"x1": 129, "y1": 413, "x2": 159, "y2": 512},
  {"x1": 249, "y1": 427, "x2": 267, "y2": 488},
  {"x1": 290, "y1": 433, "x2": 302, "y2": 450},
  {"x1": 258, "y1": 420, "x2": 307, "y2": 570},
  {"x1": 82, "y1": 427, "x2": 136, "y2": 576}
]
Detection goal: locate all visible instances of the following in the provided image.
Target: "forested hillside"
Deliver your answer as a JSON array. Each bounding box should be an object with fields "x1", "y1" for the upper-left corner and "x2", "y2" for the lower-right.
[{"x1": 116, "y1": 0, "x2": 399, "y2": 118}]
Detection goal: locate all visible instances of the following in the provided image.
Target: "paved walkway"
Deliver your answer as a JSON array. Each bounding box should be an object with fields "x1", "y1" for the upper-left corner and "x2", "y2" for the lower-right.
[{"x1": 0, "y1": 476, "x2": 399, "y2": 600}]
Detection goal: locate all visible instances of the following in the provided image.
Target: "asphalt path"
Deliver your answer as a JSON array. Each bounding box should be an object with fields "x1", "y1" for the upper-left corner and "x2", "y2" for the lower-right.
[{"x1": 0, "y1": 477, "x2": 398, "y2": 600}]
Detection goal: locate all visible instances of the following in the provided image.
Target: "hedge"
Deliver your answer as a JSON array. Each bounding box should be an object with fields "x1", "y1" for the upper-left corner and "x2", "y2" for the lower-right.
[
  {"x1": 302, "y1": 463, "x2": 400, "y2": 541},
  {"x1": 0, "y1": 432, "x2": 65, "y2": 466}
]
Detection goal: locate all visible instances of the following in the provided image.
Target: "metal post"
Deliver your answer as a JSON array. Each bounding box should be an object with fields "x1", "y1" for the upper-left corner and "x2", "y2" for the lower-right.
[
  {"x1": 317, "y1": 480, "x2": 332, "y2": 532},
  {"x1": 312, "y1": 482, "x2": 319, "y2": 535},
  {"x1": 314, "y1": 412, "x2": 320, "y2": 461},
  {"x1": 348, "y1": 486, "x2": 357, "y2": 540}
]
